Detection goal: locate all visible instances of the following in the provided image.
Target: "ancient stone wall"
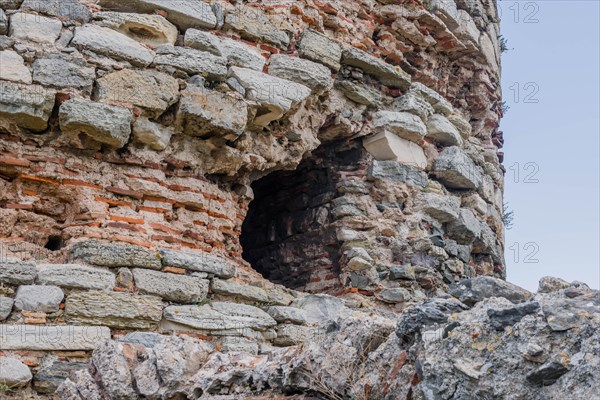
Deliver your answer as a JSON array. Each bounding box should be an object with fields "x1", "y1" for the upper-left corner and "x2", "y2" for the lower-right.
[{"x1": 0, "y1": 0, "x2": 505, "y2": 396}]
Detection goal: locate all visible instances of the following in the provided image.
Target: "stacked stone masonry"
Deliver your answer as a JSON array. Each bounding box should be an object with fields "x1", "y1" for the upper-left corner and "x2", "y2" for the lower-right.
[{"x1": 0, "y1": 0, "x2": 506, "y2": 396}]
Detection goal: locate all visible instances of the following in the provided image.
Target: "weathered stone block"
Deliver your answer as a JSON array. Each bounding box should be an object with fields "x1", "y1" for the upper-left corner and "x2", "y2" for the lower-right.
[
  {"x1": 447, "y1": 113, "x2": 472, "y2": 138},
  {"x1": 159, "y1": 248, "x2": 236, "y2": 278},
  {"x1": 341, "y1": 47, "x2": 410, "y2": 90},
  {"x1": 132, "y1": 268, "x2": 208, "y2": 303},
  {"x1": 0, "y1": 324, "x2": 111, "y2": 350},
  {"x1": 426, "y1": 114, "x2": 463, "y2": 146},
  {"x1": 0, "y1": 0, "x2": 22, "y2": 9},
  {"x1": 219, "y1": 336, "x2": 259, "y2": 355},
  {"x1": 14, "y1": 285, "x2": 64, "y2": 313},
  {"x1": 373, "y1": 111, "x2": 427, "y2": 142},
  {"x1": 434, "y1": 146, "x2": 482, "y2": 189},
  {"x1": 133, "y1": 117, "x2": 174, "y2": 151},
  {"x1": 9, "y1": 12, "x2": 62, "y2": 44},
  {"x1": 59, "y1": 98, "x2": 132, "y2": 149},
  {"x1": 392, "y1": 91, "x2": 435, "y2": 121},
  {"x1": 410, "y1": 82, "x2": 453, "y2": 115},
  {"x1": 389, "y1": 265, "x2": 416, "y2": 280},
  {"x1": 0, "y1": 357, "x2": 32, "y2": 388},
  {"x1": 66, "y1": 291, "x2": 163, "y2": 329},
  {"x1": 71, "y1": 240, "x2": 162, "y2": 270},
  {"x1": 0, "y1": 50, "x2": 32, "y2": 84},
  {"x1": 224, "y1": 7, "x2": 289, "y2": 49},
  {"x1": 72, "y1": 24, "x2": 155, "y2": 67},
  {"x1": 211, "y1": 279, "x2": 269, "y2": 302},
  {"x1": 0, "y1": 297, "x2": 13, "y2": 320},
  {"x1": 95, "y1": 69, "x2": 179, "y2": 117},
  {"x1": 268, "y1": 54, "x2": 333, "y2": 94},
  {"x1": 449, "y1": 276, "x2": 532, "y2": 306},
  {"x1": 32, "y1": 362, "x2": 87, "y2": 394},
  {"x1": 32, "y1": 54, "x2": 96, "y2": 92},
  {"x1": 22, "y1": 0, "x2": 90, "y2": 22},
  {"x1": 376, "y1": 287, "x2": 412, "y2": 303},
  {"x1": 368, "y1": 160, "x2": 428, "y2": 188},
  {"x1": 36, "y1": 264, "x2": 116, "y2": 290},
  {"x1": 273, "y1": 323, "x2": 311, "y2": 346},
  {"x1": 266, "y1": 306, "x2": 307, "y2": 325},
  {"x1": 335, "y1": 80, "x2": 382, "y2": 106},
  {"x1": 0, "y1": 9, "x2": 7, "y2": 35},
  {"x1": 0, "y1": 259, "x2": 36, "y2": 285},
  {"x1": 447, "y1": 208, "x2": 482, "y2": 244},
  {"x1": 363, "y1": 131, "x2": 427, "y2": 169},
  {"x1": 420, "y1": 193, "x2": 461, "y2": 223},
  {"x1": 94, "y1": 12, "x2": 178, "y2": 47},
  {"x1": 298, "y1": 29, "x2": 342, "y2": 71},
  {"x1": 153, "y1": 45, "x2": 227, "y2": 80},
  {"x1": 0, "y1": 82, "x2": 56, "y2": 131}
]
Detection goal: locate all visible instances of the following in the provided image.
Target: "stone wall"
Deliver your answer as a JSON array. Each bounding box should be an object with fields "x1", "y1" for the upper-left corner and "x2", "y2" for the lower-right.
[{"x1": 0, "y1": 0, "x2": 504, "y2": 396}]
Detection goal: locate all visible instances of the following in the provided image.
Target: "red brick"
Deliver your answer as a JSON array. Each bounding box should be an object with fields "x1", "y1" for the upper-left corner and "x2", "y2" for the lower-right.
[
  {"x1": 106, "y1": 186, "x2": 143, "y2": 199},
  {"x1": 19, "y1": 174, "x2": 60, "y2": 186},
  {"x1": 0, "y1": 156, "x2": 30, "y2": 167},
  {"x1": 109, "y1": 215, "x2": 145, "y2": 225}
]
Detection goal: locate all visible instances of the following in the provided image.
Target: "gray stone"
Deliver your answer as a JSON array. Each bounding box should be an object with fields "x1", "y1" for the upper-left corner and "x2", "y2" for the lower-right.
[
  {"x1": 487, "y1": 301, "x2": 540, "y2": 330},
  {"x1": 92, "y1": 341, "x2": 137, "y2": 399},
  {"x1": 0, "y1": 82, "x2": 56, "y2": 131},
  {"x1": 71, "y1": 240, "x2": 162, "y2": 270},
  {"x1": 368, "y1": 160, "x2": 428, "y2": 189},
  {"x1": 335, "y1": 80, "x2": 382, "y2": 106},
  {"x1": 0, "y1": 297, "x2": 13, "y2": 320},
  {"x1": 447, "y1": 113, "x2": 472, "y2": 138},
  {"x1": 120, "y1": 332, "x2": 166, "y2": 348},
  {"x1": 373, "y1": 111, "x2": 427, "y2": 143},
  {"x1": 0, "y1": 9, "x2": 6, "y2": 35},
  {"x1": 392, "y1": 91, "x2": 435, "y2": 121},
  {"x1": 389, "y1": 265, "x2": 416, "y2": 280},
  {"x1": 421, "y1": 192, "x2": 461, "y2": 223},
  {"x1": 268, "y1": 54, "x2": 333, "y2": 94},
  {"x1": 376, "y1": 288, "x2": 412, "y2": 304},
  {"x1": 538, "y1": 276, "x2": 570, "y2": 293},
  {"x1": 9, "y1": 12, "x2": 62, "y2": 44},
  {"x1": 66, "y1": 291, "x2": 163, "y2": 329},
  {"x1": 159, "y1": 248, "x2": 236, "y2": 278},
  {"x1": 224, "y1": 7, "x2": 289, "y2": 49},
  {"x1": 542, "y1": 297, "x2": 600, "y2": 331},
  {"x1": 0, "y1": 357, "x2": 32, "y2": 388},
  {"x1": 396, "y1": 297, "x2": 467, "y2": 339},
  {"x1": 219, "y1": 336, "x2": 259, "y2": 355},
  {"x1": 434, "y1": 146, "x2": 483, "y2": 190},
  {"x1": 32, "y1": 54, "x2": 96, "y2": 92},
  {"x1": 0, "y1": 259, "x2": 36, "y2": 285},
  {"x1": 426, "y1": 114, "x2": 463, "y2": 146},
  {"x1": 59, "y1": 98, "x2": 132, "y2": 149},
  {"x1": 132, "y1": 117, "x2": 174, "y2": 151},
  {"x1": 72, "y1": 24, "x2": 155, "y2": 67},
  {"x1": 133, "y1": 268, "x2": 208, "y2": 303},
  {"x1": 447, "y1": 208, "x2": 482, "y2": 244},
  {"x1": 98, "y1": 0, "x2": 217, "y2": 31},
  {"x1": 163, "y1": 301, "x2": 277, "y2": 331},
  {"x1": 410, "y1": 82, "x2": 453, "y2": 115},
  {"x1": 153, "y1": 45, "x2": 227, "y2": 80},
  {"x1": 0, "y1": 50, "x2": 32, "y2": 84},
  {"x1": 526, "y1": 361, "x2": 569, "y2": 386},
  {"x1": 341, "y1": 47, "x2": 410, "y2": 90},
  {"x1": 443, "y1": 239, "x2": 471, "y2": 263},
  {"x1": 266, "y1": 306, "x2": 307, "y2": 325},
  {"x1": 184, "y1": 28, "x2": 266, "y2": 71},
  {"x1": 176, "y1": 85, "x2": 247, "y2": 139},
  {"x1": 21, "y1": 0, "x2": 91, "y2": 23},
  {"x1": 0, "y1": 324, "x2": 111, "y2": 350},
  {"x1": 292, "y1": 294, "x2": 348, "y2": 326},
  {"x1": 273, "y1": 323, "x2": 311, "y2": 346},
  {"x1": 36, "y1": 264, "x2": 115, "y2": 290},
  {"x1": 56, "y1": 369, "x2": 102, "y2": 400},
  {"x1": 211, "y1": 279, "x2": 268, "y2": 302},
  {"x1": 93, "y1": 12, "x2": 178, "y2": 47},
  {"x1": 32, "y1": 361, "x2": 87, "y2": 394},
  {"x1": 449, "y1": 276, "x2": 532, "y2": 306},
  {"x1": 14, "y1": 285, "x2": 64, "y2": 312},
  {"x1": 298, "y1": 29, "x2": 342, "y2": 71},
  {"x1": 0, "y1": 0, "x2": 22, "y2": 9},
  {"x1": 95, "y1": 69, "x2": 179, "y2": 117}
]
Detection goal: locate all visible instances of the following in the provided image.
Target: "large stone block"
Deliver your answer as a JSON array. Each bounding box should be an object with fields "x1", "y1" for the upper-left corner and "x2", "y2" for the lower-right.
[
  {"x1": 363, "y1": 131, "x2": 427, "y2": 169},
  {"x1": 266, "y1": 306, "x2": 307, "y2": 325},
  {"x1": 297, "y1": 29, "x2": 342, "y2": 71},
  {"x1": 0, "y1": 9, "x2": 6, "y2": 35},
  {"x1": 0, "y1": 297, "x2": 13, "y2": 320},
  {"x1": 433, "y1": 146, "x2": 483, "y2": 189},
  {"x1": 71, "y1": 240, "x2": 162, "y2": 270},
  {"x1": 273, "y1": 323, "x2": 311, "y2": 346},
  {"x1": 449, "y1": 276, "x2": 532, "y2": 306},
  {"x1": 392, "y1": 91, "x2": 435, "y2": 121},
  {"x1": 420, "y1": 193, "x2": 461, "y2": 223},
  {"x1": 153, "y1": 45, "x2": 227, "y2": 80},
  {"x1": 94, "y1": 12, "x2": 178, "y2": 47},
  {"x1": 36, "y1": 264, "x2": 116, "y2": 290},
  {"x1": 0, "y1": 82, "x2": 56, "y2": 131},
  {"x1": 9, "y1": 12, "x2": 62, "y2": 44},
  {"x1": 32, "y1": 54, "x2": 96, "y2": 92},
  {"x1": 224, "y1": 7, "x2": 289, "y2": 49},
  {"x1": 335, "y1": 80, "x2": 382, "y2": 106},
  {"x1": 373, "y1": 111, "x2": 427, "y2": 142},
  {"x1": 410, "y1": 82, "x2": 453, "y2": 115},
  {"x1": 159, "y1": 248, "x2": 236, "y2": 278},
  {"x1": 66, "y1": 291, "x2": 163, "y2": 329},
  {"x1": 0, "y1": 259, "x2": 36, "y2": 285},
  {"x1": 268, "y1": 54, "x2": 333, "y2": 94},
  {"x1": 32, "y1": 361, "x2": 88, "y2": 394},
  {"x1": 367, "y1": 160, "x2": 428, "y2": 188},
  {"x1": 132, "y1": 268, "x2": 208, "y2": 303},
  {"x1": 210, "y1": 279, "x2": 269, "y2": 302},
  {"x1": 341, "y1": 47, "x2": 411, "y2": 90},
  {"x1": 72, "y1": 24, "x2": 155, "y2": 67},
  {"x1": 21, "y1": 0, "x2": 90, "y2": 22},
  {"x1": 446, "y1": 208, "x2": 482, "y2": 244},
  {"x1": 95, "y1": 69, "x2": 179, "y2": 117},
  {"x1": 0, "y1": 324, "x2": 111, "y2": 350},
  {"x1": 0, "y1": 357, "x2": 32, "y2": 388},
  {"x1": 426, "y1": 114, "x2": 463, "y2": 146},
  {"x1": 132, "y1": 117, "x2": 174, "y2": 151},
  {"x1": 14, "y1": 285, "x2": 64, "y2": 313},
  {"x1": 59, "y1": 98, "x2": 133, "y2": 149},
  {"x1": 0, "y1": 50, "x2": 32, "y2": 84}
]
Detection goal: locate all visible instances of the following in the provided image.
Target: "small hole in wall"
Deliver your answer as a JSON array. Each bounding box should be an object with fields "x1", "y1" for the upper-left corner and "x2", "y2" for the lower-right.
[{"x1": 44, "y1": 236, "x2": 64, "y2": 251}]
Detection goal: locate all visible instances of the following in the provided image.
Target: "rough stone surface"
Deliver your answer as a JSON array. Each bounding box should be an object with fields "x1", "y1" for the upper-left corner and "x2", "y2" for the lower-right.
[
  {"x1": 0, "y1": 50, "x2": 32, "y2": 84},
  {"x1": 426, "y1": 114, "x2": 463, "y2": 146},
  {"x1": 9, "y1": 12, "x2": 62, "y2": 44},
  {"x1": 268, "y1": 54, "x2": 333, "y2": 93},
  {"x1": 0, "y1": 82, "x2": 56, "y2": 131},
  {"x1": 447, "y1": 208, "x2": 482, "y2": 244},
  {"x1": 434, "y1": 146, "x2": 483, "y2": 189},
  {"x1": 0, "y1": 324, "x2": 111, "y2": 350},
  {"x1": 0, "y1": 9, "x2": 6, "y2": 35},
  {"x1": 36, "y1": 264, "x2": 116, "y2": 290},
  {"x1": 0, "y1": 259, "x2": 36, "y2": 285},
  {"x1": 368, "y1": 160, "x2": 428, "y2": 188},
  {"x1": 132, "y1": 268, "x2": 208, "y2": 303},
  {"x1": 14, "y1": 285, "x2": 64, "y2": 312},
  {"x1": 393, "y1": 91, "x2": 435, "y2": 121},
  {"x1": 71, "y1": 240, "x2": 162, "y2": 270},
  {"x1": 298, "y1": 29, "x2": 342, "y2": 71},
  {"x1": 487, "y1": 301, "x2": 540, "y2": 330},
  {"x1": 211, "y1": 279, "x2": 268, "y2": 302},
  {"x1": 32, "y1": 361, "x2": 87, "y2": 394},
  {"x1": 266, "y1": 306, "x2": 307, "y2": 325},
  {"x1": 373, "y1": 111, "x2": 427, "y2": 142},
  {"x1": 0, "y1": 357, "x2": 32, "y2": 388},
  {"x1": 342, "y1": 47, "x2": 410, "y2": 90},
  {"x1": 336, "y1": 80, "x2": 382, "y2": 106},
  {"x1": 160, "y1": 248, "x2": 236, "y2": 278},
  {"x1": 153, "y1": 45, "x2": 227, "y2": 79},
  {"x1": 224, "y1": 7, "x2": 289, "y2": 48},
  {"x1": 450, "y1": 276, "x2": 532, "y2": 306},
  {"x1": 0, "y1": 297, "x2": 13, "y2": 320},
  {"x1": 132, "y1": 117, "x2": 174, "y2": 150},
  {"x1": 21, "y1": 0, "x2": 91, "y2": 22},
  {"x1": 32, "y1": 54, "x2": 96, "y2": 92},
  {"x1": 94, "y1": 12, "x2": 178, "y2": 47},
  {"x1": 420, "y1": 192, "x2": 460, "y2": 223}
]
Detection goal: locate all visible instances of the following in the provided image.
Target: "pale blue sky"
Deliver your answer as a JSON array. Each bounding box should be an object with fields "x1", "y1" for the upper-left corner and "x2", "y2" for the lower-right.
[{"x1": 499, "y1": 1, "x2": 600, "y2": 290}]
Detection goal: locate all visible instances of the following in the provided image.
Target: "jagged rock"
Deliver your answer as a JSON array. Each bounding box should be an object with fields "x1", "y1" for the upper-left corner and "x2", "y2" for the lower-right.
[
  {"x1": 389, "y1": 265, "x2": 416, "y2": 280},
  {"x1": 335, "y1": 80, "x2": 382, "y2": 106},
  {"x1": 14, "y1": 285, "x2": 64, "y2": 312},
  {"x1": 153, "y1": 45, "x2": 227, "y2": 80},
  {"x1": 56, "y1": 369, "x2": 102, "y2": 400},
  {"x1": 426, "y1": 114, "x2": 463, "y2": 146},
  {"x1": 120, "y1": 332, "x2": 166, "y2": 348},
  {"x1": 0, "y1": 50, "x2": 32, "y2": 84},
  {"x1": 133, "y1": 268, "x2": 208, "y2": 303},
  {"x1": 219, "y1": 336, "x2": 259, "y2": 354},
  {"x1": 36, "y1": 264, "x2": 116, "y2": 290},
  {"x1": 71, "y1": 240, "x2": 162, "y2": 270},
  {"x1": 94, "y1": 12, "x2": 178, "y2": 46},
  {"x1": 526, "y1": 361, "x2": 569, "y2": 386},
  {"x1": 396, "y1": 297, "x2": 467, "y2": 338},
  {"x1": 341, "y1": 47, "x2": 411, "y2": 90},
  {"x1": 434, "y1": 146, "x2": 483, "y2": 189},
  {"x1": 538, "y1": 276, "x2": 571, "y2": 293},
  {"x1": 292, "y1": 294, "x2": 348, "y2": 326},
  {"x1": 376, "y1": 287, "x2": 412, "y2": 303},
  {"x1": 99, "y1": 0, "x2": 217, "y2": 30},
  {"x1": 0, "y1": 357, "x2": 32, "y2": 388},
  {"x1": 59, "y1": 98, "x2": 133, "y2": 149},
  {"x1": 72, "y1": 24, "x2": 155, "y2": 67},
  {"x1": 0, "y1": 9, "x2": 6, "y2": 35},
  {"x1": 0, "y1": 297, "x2": 13, "y2": 320},
  {"x1": 9, "y1": 12, "x2": 62, "y2": 44},
  {"x1": 132, "y1": 117, "x2": 174, "y2": 150},
  {"x1": 0, "y1": 82, "x2": 56, "y2": 131},
  {"x1": 449, "y1": 276, "x2": 532, "y2": 306},
  {"x1": 163, "y1": 302, "x2": 277, "y2": 331},
  {"x1": 368, "y1": 160, "x2": 428, "y2": 188},
  {"x1": 410, "y1": 82, "x2": 453, "y2": 115},
  {"x1": 268, "y1": 54, "x2": 333, "y2": 94},
  {"x1": 211, "y1": 279, "x2": 269, "y2": 302},
  {"x1": 443, "y1": 239, "x2": 471, "y2": 262},
  {"x1": 184, "y1": 28, "x2": 266, "y2": 71},
  {"x1": 159, "y1": 248, "x2": 236, "y2": 278},
  {"x1": 421, "y1": 192, "x2": 461, "y2": 223},
  {"x1": 392, "y1": 91, "x2": 435, "y2": 121},
  {"x1": 0, "y1": 259, "x2": 36, "y2": 285},
  {"x1": 33, "y1": 361, "x2": 87, "y2": 394},
  {"x1": 273, "y1": 323, "x2": 311, "y2": 346},
  {"x1": 373, "y1": 111, "x2": 427, "y2": 142},
  {"x1": 447, "y1": 113, "x2": 472, "y2": 139},
  {"x1": 95, "y1": 69, "x2": 179, "y2": 117},
  {"x1": 542, "y1": 296, "x2": 600, "y2": 331},
  {"x1": 176, "y1": 85, "x2": 248, "y2": 139},
  {"x1": 267, "y1": 306, "x2": 307, "y2": 325},
  {"x1": 21, "y1": 0, "x2": 91, "y2": 22},
  {"x1": 455, "y1": 10, "x2": 480, "y2": 45},
  {"x1": 32, "y1": 54, "x2": 96, "y2": 92},
  {"x1": 0, "y1": 325, "x2": 111, "y2": 350},
  {"x1": 66, "y1": 291, "x2": 163, "y2": 329},
  {"x1": 487, "y1": 301, "x2": 540, "y2": 330},
  {"x1": 92, "y1": 341, "x2": 138, "y2": 399},
  {"x1": 447, "y1": 208, "x2": 482, "y2": 244},
  {"x1": 298, "y1": 29, "x2": 342, "y2": 71},
  {"x1": 224, "y1": 7, "x2": 289, "y2": 48},
  {"x1": 0, "y1": 0, "x2": 21, "y2": 9}
]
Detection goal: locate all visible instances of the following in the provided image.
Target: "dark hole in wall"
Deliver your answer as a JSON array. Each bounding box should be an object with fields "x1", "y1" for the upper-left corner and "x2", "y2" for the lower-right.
[{"x1": 44, "y1": 235, "x2": 64, "y2": 251}]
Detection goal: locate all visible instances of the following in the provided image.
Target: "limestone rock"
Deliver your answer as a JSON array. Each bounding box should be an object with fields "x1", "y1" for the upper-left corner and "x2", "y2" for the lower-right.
[
  {"x1": 36, "y1": 264, "x2": 116, "y2": 290},
  {"x1": 292, "y1": 294, "x2": 348, "y2": 326},
  {"x1": 273, "y1": 323, "x2": 311, "y2": 346},
  {"x1": 0, "y1": 297, "x2": 13, "y2": 320},
  {"x1": 410, "y1": 82, "x2": 454, "y2": 115},
  {"x1": 396, "y1": 297, "x2": 467, "y2": 338},
  {"x1": 32, "y1": 54, "x2": 96, "y2": 92},
  {"x1": 421, "y1": 192, "x2": 460, "y2": 223},
  {"x1": 526, "y1": 361, "x2": 569, "y2": 387},
  {"x1": 373, "y1": 111, "x2": 427, "y2": 142},
  {"x1": 224, "y1": 7, "x2": 289, "y2": 49},
  {"x1": 0, "y1": 9, "x2": 6, "y2": 35},
  {"x1": 426, "y1": 114, "x2": 463, "y2": 146},
  {"x1": 538, "y1": 276, "x2": 570, "y2": 293},
  {"x1": 132, "y1": 268, "x2": 208, "y2": 303},
  {"x1": 153, "y1": 45, "x2": 227, "y2": 80},
  {"x1": 132, "y1": 117, "x2": 174, "y2": 151},
  {"x1": 389, "y1": 265, "x2": 416, "y2": 280},
  {"x1": 335, "y1": 80, "x2": 382, "y2": 106},
  {"x1": 392, "y1": 91, "x2": 435, "y2": 121},
  {"x1": 298, "y1": 29, "x2": 342, "y2": 71},
  {"x1": 446, "y1": 208, "x2": 482, "y2": 244},
  {"x1": 59, "y1": 98, "x2": 132, "y2": 149},
  {"x1": 72, "y1": 24, "x2": 155, "y2": 67},
  {"x1": 0, "y1": 0, "x2": 21, "y2": 9},
  {"x1": 266, "y1": 306, "x2": 307, "y2": 325},
  {"x1": 0, "y1": 50, "x2": 32, "y2": 84},
  {"x1": 0, "y1": 324, "x2": 111, "y2": 350},
  {"x1": 542, "y1": 297, "x2": 600, "y2": 331},
  {"x1": 22, "y1": 0, "x2": 91, "y2": 22},
  {"x1": 95, "y1": 69, "x2": 179, "y2": 117},
  {"x1": 9, "y1": 12, "x2": 62, "y2": 44},
  {"x1": 32, "y1": 361, "x2": 87, "y2": 394},
  {"x1": 449, "y1": 276, "x2": 532, "y2": 306},
  {"x1": 184, "y1": 29, "x2": 266, "y2": 71},
  {"x1": 94, "y1": 12, "x2": 178, "y2": 47},
  {"x1": 71, "y1": 240, "x2": 162, "y2": 270},
  {"x1": 159, "y1": 248, "x2": 236, "y2": 278},
  {"x1": 92, "y1": 341, "x2": 138, "y2": 399},
  {"x1": 376, "y1": 287, "x2": 412, "y2": 303},
  {"x1": 434, "y1": 146, "x2": 483, "y2": 189},
  {"x1": 363, "y1": 131, "x2": 427, "y2": 169},
  {"x1": 219, "y1": 336, "x2": 259, "y2": 354},
  {"x1": 0, "y1": 259, "x2": 36, "y2": 285},
  {"x1": 341, "y1": 47, "x2": 410, "y2": 90},
  {"x1": 447, "y1": 113, "x2": 472, "y2": 138},
  {"x1": 0, "y1": 357, "x2": 32, "y2": 388},
  {"x1": 487, "y1": 301, "x2": 540, "y2": 330},
  {"x1": 210, "y1": 279, "x2": 269, "y2": 302},
  {"x1": 0, "y1": 82, "x2": 56, "y2": 131},
  {"x1": 14, "y1": 285, "x2": 64, "y2": 312},
  {"x1": 66, "y1": 291, "x2": 163, "y2": 329},
  {"x1": 268, "y1": 54, "x2": 333, "y2": 94},
  {"x1": 368, "y1": 160, "x2": 428, "y2": 188}
]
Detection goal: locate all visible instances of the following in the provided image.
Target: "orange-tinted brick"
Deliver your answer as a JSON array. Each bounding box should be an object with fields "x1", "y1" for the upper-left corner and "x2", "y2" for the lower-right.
[{"x1": 109, "y1": 215, "x2": 145, "y2": 225}]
